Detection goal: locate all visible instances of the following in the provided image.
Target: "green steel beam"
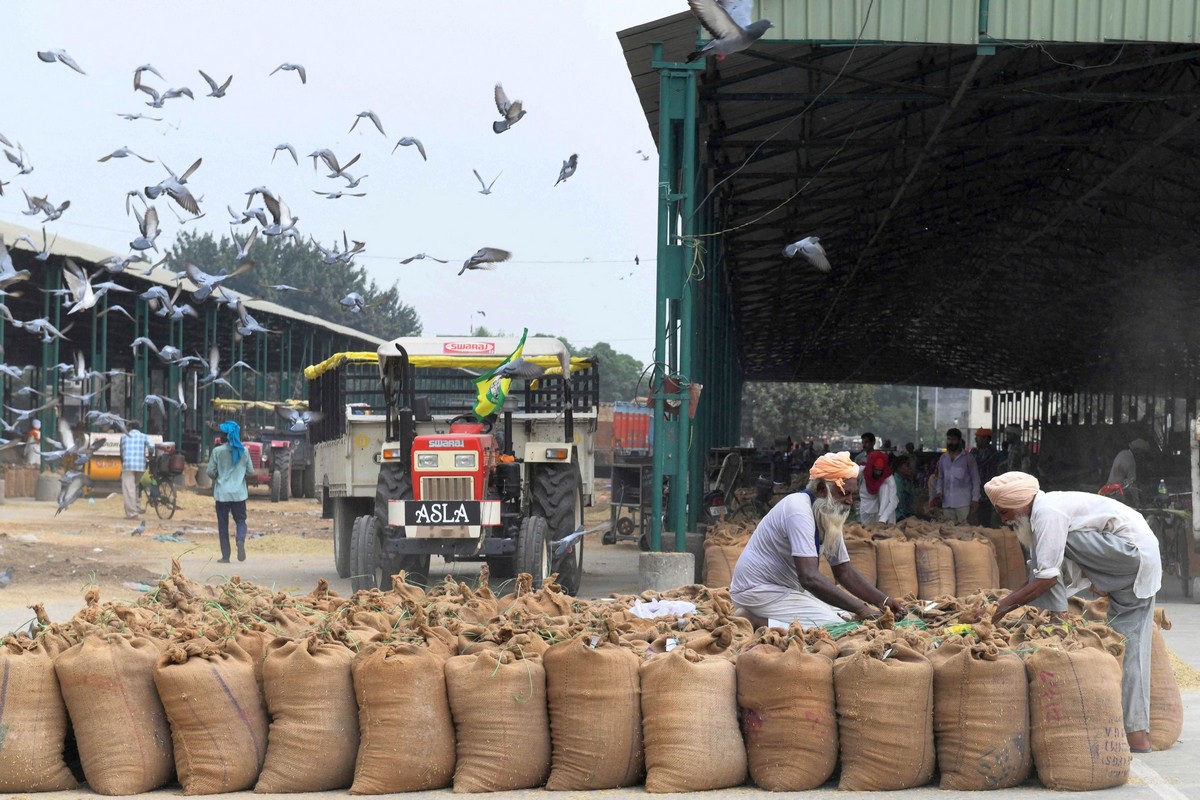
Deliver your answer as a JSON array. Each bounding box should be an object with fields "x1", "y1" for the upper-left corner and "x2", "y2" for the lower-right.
[{"x1": 40, "y1": 262, "x2": 61, "y2": 469}]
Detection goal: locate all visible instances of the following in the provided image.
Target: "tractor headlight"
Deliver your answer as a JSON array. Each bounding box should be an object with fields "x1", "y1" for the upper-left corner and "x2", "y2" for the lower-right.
[
  {"x1": 417, "y1": 454, "x2": 439, "y2": 469},
  {"x1": 454, "y1": 453, "x2": 477, "y2": 469}
]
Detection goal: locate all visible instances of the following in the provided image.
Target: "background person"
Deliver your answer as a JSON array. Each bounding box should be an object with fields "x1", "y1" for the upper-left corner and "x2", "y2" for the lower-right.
[
  {"x1": 729, "y1": 451, "x2": 906, "y2": 629},
  {"x1": 207, "y1": 420, "x2": 251, "y2": 563},
  {"x1": 119, "y1": 420, "x2": 152, "y2": 520},
  {"x1": 859, "y1": 450, "x2": 897, "y2": 525},
  {"x1": 971, "y1": 427, "x2": 1001, "y2": 526},
  {"x1": 985, "y1": 471, "x2": 1161, "y2": 753},
  {"x1": 931, "y1": 427, "x2": 979, "y2": 524},
  {"x1": 1106, "y1": 438, "x2": 1151, "y2": 505}
]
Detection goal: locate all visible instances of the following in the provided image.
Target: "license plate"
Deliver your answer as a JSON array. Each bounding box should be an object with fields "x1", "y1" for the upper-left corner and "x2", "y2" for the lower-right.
[
  {"x1": 708, "y1": 506, "x2": 727, "y2": 517},
  {"x1": 403, "y1": 500, "x2": 481, "y2": 526}
]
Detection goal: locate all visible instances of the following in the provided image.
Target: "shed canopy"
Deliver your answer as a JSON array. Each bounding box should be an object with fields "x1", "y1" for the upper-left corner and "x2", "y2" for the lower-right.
[{"x1": 621, "y1": 11, "x2": 1200, "y2": 396}]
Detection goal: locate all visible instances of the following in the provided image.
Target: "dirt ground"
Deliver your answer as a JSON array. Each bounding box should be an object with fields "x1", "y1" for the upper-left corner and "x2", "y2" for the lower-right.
[{"x1": 0, "y1": 480, "x2": 617, "y2": 632}]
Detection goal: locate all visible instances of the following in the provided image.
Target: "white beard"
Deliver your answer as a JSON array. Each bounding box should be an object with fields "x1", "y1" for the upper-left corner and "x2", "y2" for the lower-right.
[
  {"x1": 813, "y1": 496, "x2": 851, "y2": 561},
  {"x1": 1010, "y1": 514, "x2": 1034, "y2": 550}
]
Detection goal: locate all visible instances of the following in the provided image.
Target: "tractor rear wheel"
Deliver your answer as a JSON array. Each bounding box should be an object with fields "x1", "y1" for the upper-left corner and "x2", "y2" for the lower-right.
[
  {"x1": 531, "y1": 461, "x2": 584, "y2": 595},
  {"x1": 275, "y1": 448, "x2": 291, "y2": 501},
  {"x1": 270, "y1": 469, "x2": 284, "y2": 503},
  {"x1": 332, "y1": 498, "x2": 356, "y2": 579},
  {"x1": 513, "y1": 515, "x2": 550, "y2": 589},
  {"x1": 290, "y1": 468, "x2": 304, "y2": 500},
  {"x1": 302, "y1": 466, "x2": 316, "y2": 498},
  {"x1": 374, "y1": 462, "x2": 431, "y2": 586}
]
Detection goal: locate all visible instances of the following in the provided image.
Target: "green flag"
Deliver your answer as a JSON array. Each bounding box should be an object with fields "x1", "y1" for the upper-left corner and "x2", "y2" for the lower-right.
[{"x1": 472, "y1": 328, "x2": 528, "y2": 420}]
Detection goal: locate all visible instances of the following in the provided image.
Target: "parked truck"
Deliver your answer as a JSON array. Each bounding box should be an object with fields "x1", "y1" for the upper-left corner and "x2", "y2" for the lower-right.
[{"x1": 308, "y1": 337, "x2": 599, "y2": 594}]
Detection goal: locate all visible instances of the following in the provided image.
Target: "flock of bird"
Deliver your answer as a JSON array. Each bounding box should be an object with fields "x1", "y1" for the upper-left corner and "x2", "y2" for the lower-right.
[{"x1": 0, "y1": 2, "x2": 814, "y2": 524}]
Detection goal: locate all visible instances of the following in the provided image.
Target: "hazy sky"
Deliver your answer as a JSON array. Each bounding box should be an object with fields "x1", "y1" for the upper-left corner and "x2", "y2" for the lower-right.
[{"x1": 2, "y1": 2, "x2": 684, "y2": 363}]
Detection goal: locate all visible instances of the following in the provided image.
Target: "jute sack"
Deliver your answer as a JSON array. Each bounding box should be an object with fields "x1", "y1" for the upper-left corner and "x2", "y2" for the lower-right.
[
  {"x1": 55, "y1": 632, "x2": 175, "y2": 795},
  {"x1": 544, "y1": 636, "x2": 643, "y2": 790},
  {"x1": 981, "y1": 527, "x2": 1027, "y2": 589},
  {"x1": 153, "y1": 639, "x2": 268, "y2": 795},
  {"x1": 1149, "y1": 609, "x2": 1183, "y2": 751},
  {"x1": 1026, "y1": 646, "x2": 1129, "y2": 791},
  {"x1": 737, "y1": 637, "x2": 836, "y2": 791},
  {"x1": 641, "y1": 647, "x2": 746, "y2": 793},
  {"x1": 930, "y1": 641, "x2": 1031, "y2": 790},
  {"x1": 256, "y1": 636, "x2": 358, "y2": 792},
  {"x1": 874, "y1": 538, "x2": 919, "y2": 599},
  {"x1": 351, "y1": 643, "x2": 455, "y2": 794},
  {"x1": 0, "y1": 636, "x2": 77, "y2": 791},
  {"x1": 834, "y1": 641, "x2": 935, "y2": 791},
  {"x1": 846, "y1": 538, "x2": 877, "y2": 584},
  {"x1": 944, "y1": 538, "x2": 998, "y2": 594},
  {"x1": 446, "y1": 650, "x2": 551, "y2": 792},
  {"x1": 703, "y1": 538, "x2": 747, "y2": 588},
  {"x1": 914, "y1": 539, "x2": 956, "y2": 599}
]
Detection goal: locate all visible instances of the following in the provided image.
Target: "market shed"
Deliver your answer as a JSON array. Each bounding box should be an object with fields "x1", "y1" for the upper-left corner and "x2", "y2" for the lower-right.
[
  {"x1": 618, "y1": 0, "x2": 1200, "y2": 543},
  {"x1": 0, "y1": 220, "x2": 381, "y2": 461}
]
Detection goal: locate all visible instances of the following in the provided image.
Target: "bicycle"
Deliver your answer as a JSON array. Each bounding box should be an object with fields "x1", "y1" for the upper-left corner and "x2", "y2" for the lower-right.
[{"x1": 137, "y1": 454, "x2": 180, "y2": 519}]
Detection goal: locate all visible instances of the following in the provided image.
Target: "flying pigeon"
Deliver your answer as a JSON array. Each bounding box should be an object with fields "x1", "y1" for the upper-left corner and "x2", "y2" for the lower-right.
[
  {"x1": 493, "y1": 83, "x2": 526, "y2": 134},
  {"x1": 392, "y1": 137, "x2": 426, "y2": 160},
  {"x1": 459, "y1": 247, "x2": 512, "y2": 276},
  {"x1": 37, "y1": 49, "x2": 86, "y2": 74},
  {"x1": 473, "y1": 169, "x2": 501, "y2": 195},
  {"x1": 783, "y1": 236, "x2": 831, "y2": 272},
  {"x1": 99, "y1": 147, "x2": 154, "y2": 163},
  {"x1": 272, "y1": 143, "x2": 298, "y2": 165},
  {"x1": 400, "y1": 253, "x2": 449, "y2": 264},
  {"x1": 270, "y1": 63, "x2": 307, "y2": 84},
  {"x1": 198, "y1": 69, "x2": 233, "y2": 97},
  {"x1": 130, "y1": 205, "x2": 160, "y2": 251},
  {"x1": 685, "y1": 0, "x2": 774, "y2": 62},
  {"x1": 276, "y1": 405, "x2": 324, "y2": 433},
  {"x1": 350, "y1": 110, "x2": 386, "y2": 136},
  {"x1": 554, "y1": 154, "x2": 579, "y2": 186}
]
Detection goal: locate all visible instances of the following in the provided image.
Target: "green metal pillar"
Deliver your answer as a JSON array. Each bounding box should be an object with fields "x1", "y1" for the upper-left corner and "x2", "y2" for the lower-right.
[
  {"x1": 168, "y1": 317, "x2": 183, "y2": 446},
  {"x1": 650, "y1": 44, "x2": 702, "y2": 552},
  {"x1": 40, "y1": 263, "x2": 62, "y2": 465},
  {"x1": 133, "y1": 302, "x2": 150, "y2": 427}
]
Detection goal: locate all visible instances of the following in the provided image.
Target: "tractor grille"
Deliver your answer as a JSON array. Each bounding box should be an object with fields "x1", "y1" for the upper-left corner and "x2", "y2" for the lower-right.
[{"x1": 420, "y1": 476, "x2": 475, "y2": 501}]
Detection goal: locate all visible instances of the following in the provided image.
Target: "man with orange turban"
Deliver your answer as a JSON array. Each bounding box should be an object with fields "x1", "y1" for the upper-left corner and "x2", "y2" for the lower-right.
[
  {"x1": 730, "y1": 452, "x2": 906, "y2": 629},
  {"x1": 985, "y1": 471, "x2": 1162, "y2": 753}
]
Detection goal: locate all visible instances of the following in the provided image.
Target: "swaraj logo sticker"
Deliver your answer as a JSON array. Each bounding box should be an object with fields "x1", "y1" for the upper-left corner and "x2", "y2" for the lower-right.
[
  {"x1": 444, "y1": 341, "x2": 496, "y2": 354},
  {"x1": 429, "y1": 439, "x2": 465, "y2": 448}
]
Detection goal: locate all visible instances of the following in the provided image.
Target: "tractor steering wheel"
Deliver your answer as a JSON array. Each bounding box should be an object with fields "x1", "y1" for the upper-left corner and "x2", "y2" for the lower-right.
[{"x1": 449, "y1": 414, "x2": 493, "y2": 434}]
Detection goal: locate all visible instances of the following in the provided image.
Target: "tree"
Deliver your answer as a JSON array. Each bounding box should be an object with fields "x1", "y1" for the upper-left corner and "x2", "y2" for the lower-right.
[
  {"x1": 575, "y1": 342, "x2": 645, "y2": 403},
  {"x1": 740, "y1": 382, "x2": 877, "y2": 447},
  {"x1": 169, "y1": 231, "x2": 422, "y2": 339}
]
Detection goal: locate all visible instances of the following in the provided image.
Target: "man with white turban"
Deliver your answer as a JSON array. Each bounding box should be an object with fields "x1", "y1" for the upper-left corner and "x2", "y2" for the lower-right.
[
  {"x1": 985, "y1": 471, "x2": 1162, "y2": 753},
  {"x1": 730, "y1": 451, "x2": 907, "y2": 629}
]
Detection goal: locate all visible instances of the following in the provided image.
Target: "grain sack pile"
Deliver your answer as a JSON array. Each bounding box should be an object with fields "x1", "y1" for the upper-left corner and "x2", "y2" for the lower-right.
[{"x1": 0, "y1": 559, "x2": 1184, "y2": 794}]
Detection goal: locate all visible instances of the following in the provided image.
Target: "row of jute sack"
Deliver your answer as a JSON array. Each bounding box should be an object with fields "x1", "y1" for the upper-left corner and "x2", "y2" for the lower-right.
[
  {"x1": 0, "y1": 563, "x2": 1182, "y2": 795},
  {"x1": 703, "y1": 517, "x2": 1027, "y2": 596}
]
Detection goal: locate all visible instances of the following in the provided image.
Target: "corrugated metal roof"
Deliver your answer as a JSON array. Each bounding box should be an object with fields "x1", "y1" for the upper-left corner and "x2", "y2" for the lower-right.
[
  {"x1": 0, "y1": 218, "x2": 382, "y2": 345},
  {"x1": 620, "y1": 13, "x2": 1200, "y2": 394},
  {"x1": 759, "y1": 0, "x2": 981, "y2": 44},
  {"x1": 987, "y1": 0, "x2": 1200, "y2": 43}
]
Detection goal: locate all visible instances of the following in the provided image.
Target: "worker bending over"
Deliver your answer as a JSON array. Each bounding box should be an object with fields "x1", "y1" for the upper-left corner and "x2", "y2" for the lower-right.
[
  {"x1": 985, "y1": 471, "x2": 1162, "y2": 753},
  {"x1": 730, "y1": 451, "x2": 907, "y2": 629}
]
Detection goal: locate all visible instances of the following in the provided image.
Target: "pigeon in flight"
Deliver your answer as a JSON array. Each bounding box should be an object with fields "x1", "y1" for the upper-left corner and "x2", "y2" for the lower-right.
[
  {"x1": 276, "y1": 405, "x2": 324, "y2": 433},
  {"x1": 116, "y1": 112, "x2": 163, "y2": 122},
  {"x1": 98, "y1": 146, "x2": 154, "y2": 163},
  {"x1": 637, "y1": 149, "x2": 651, "y2": 161},
  {"x1": 308, "y1": 148, "x2": 360, "y2": 179},
  {"x1": 198, "y1": 70, "x2": 233, "y2": 97},
  {"x1": 473, "y1": 169, "x2": 501, "y2": 195},
  {"x1": 232, "y1": 226, "x2": 258, "y2": 263},
  {"x1": 783, "y1": 236, "x2": 831, "y2": 273},
  {"x1": 685, "y1": 0, "x2": 774, "y2": 62},
  {"x1": 0, "y1": 237, "x2": 31, "y2": 288},
  {"x1": 271, "y1": 63, "x2": 307, "y2": 84},
  {"x1": 338, "y1": 292, "x2": 382, "y2": 313},
  {"x1": 133, "y1": 63, "x2": 164, "y2": 84},
  {"x1": 459, "y1": 247, "x2": 511, "y2": 276},
  {"x1": 259, "y1": 283, "x2": 312, "y2": 294},
  {"x1": 392, "y1": 137, "x2": 426, "y2": 160},
  {"x1": 272, "y1": 143, "x2": 298, "y2": 165},
  {"x1": 313, "y1": 189, "x2": 366, "y2": 200},
  {"x1": 400, "y1": 253, "x2": 449, "y2": 265},
  {"x1": 261, "y1": 194, "x2": 298, "y2": 236},
  {"x1": 56, "y1": 471, "x2": 88, "y2": 516},
  {"x1": 144, "y1": 157, "x2": 202, "y2": 215},
  {"x1": 60, "y1": 258, "x2": 98, "y2": 314},
  {"x1": 554, "y1": 154, "x2": 579, "y2": 187},
  {"x1": 37, "y1": 49, "x2": 86, "y2": 74},
  {"x1": 5, "y1": 144, "x2": 33, "y2": 175},
  {"x1": 130, "y1": 205, "x2": 160, "y2": 251},
  {"x1": 350, "y1": 110, "x2": 386, "y2": 136},
  {"x1": 39, "y1": 198, "x2": 70, "y2": 222},
  {"x1": 493, "y1": 83, "x2": 526, "y2": 134}
]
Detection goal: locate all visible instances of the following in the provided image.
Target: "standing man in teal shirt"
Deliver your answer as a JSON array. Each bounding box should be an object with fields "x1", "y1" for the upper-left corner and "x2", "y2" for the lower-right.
[{"x1": 207, "y1": 420, "x2": 251, "y2": 563}]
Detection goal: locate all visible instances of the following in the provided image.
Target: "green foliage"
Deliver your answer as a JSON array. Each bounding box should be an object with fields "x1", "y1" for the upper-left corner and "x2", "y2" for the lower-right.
[
  {"x1": 740, "y1": 382, "x2": 877, "y2": 446},
  {"x1": 169, "y1": 231, "x2": 422, "y2": 340},
  {"x1": 574, "y1": 342, "x2": 645, "y2": 404}
]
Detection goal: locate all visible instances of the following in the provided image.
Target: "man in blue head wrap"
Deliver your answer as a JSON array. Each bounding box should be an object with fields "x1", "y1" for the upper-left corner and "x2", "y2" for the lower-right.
[{"x1": 207, "y1": 420, "x2": 251, "y2": 562}]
